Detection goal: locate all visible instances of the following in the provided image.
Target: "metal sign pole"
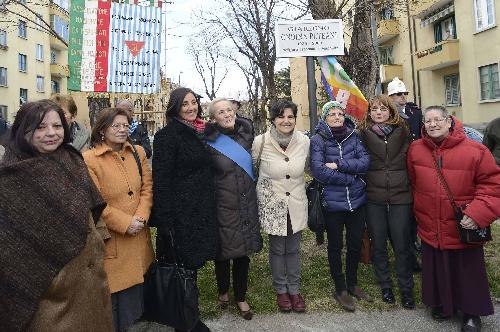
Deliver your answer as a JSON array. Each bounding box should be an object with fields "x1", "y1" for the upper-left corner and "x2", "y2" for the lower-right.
[{"x1": 306, "y1": 56, "x2": 318, "y2": 133}]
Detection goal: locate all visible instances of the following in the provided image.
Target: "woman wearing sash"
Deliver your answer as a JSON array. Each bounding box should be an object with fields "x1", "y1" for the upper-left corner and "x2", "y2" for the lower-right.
[{"x1": 205, "y1": 98, "x2": 262, "y2": 320}]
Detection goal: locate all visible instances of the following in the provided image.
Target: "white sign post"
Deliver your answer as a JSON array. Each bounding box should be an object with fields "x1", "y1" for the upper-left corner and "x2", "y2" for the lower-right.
[{"x1": 275, "y1": 19, "x2": 345, "y2": 58}]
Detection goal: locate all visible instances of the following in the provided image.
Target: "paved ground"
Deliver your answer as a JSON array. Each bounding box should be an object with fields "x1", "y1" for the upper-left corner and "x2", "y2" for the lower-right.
[{"x1": 130, "y1": 303, "x2": 500, "y2": 332}]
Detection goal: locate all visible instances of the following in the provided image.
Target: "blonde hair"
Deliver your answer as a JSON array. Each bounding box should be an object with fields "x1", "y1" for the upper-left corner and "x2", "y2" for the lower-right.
[{"x1": 358, "y1": 94, "x2": 407, "y2": 130}]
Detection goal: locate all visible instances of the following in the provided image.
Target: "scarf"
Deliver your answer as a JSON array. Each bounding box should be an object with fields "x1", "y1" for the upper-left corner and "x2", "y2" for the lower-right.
[
  {"x1": 270, "y1": 125, "x2": 293, "y2": 150},
  {"x1": 371, "y1": 123, "x2": 395, "y2": 138},
  {"x1": 128, "y1": 119, "x2": 139, "y2": 135},
  {"x1": 330, "y1": 125, "x2": 348, "y2": 142},
  {"x1": 0, "y1": 146, "x2": 106, "y2": 331},
  {"x1": 179, "y1": 117, "x2": 206, "y2": 134},
  {"x1": 396, "y1": 104, "x2": 409, "y2": 119}
]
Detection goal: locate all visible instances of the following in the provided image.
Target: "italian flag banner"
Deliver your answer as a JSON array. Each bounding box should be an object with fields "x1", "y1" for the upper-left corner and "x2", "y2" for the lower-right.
[{"x1": 68, "y1": 0, "x2": 162, "y2": 93}]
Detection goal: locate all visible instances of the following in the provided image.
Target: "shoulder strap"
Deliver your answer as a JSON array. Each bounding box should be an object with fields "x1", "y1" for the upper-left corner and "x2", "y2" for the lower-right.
[
  {"x1": 131, "y1": 144, "x2": 143, "y2": 180},
  {"x1": 431, "y1": 151, "x2": 457, "y2": 211},
  {"x1": 255, "y1": 133, "x2": 266, "y2": 175}
]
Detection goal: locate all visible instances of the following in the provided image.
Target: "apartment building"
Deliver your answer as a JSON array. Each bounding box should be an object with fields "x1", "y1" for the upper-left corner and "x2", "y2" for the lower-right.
[
  {"x1": 0, "y1": 0, "x2": 70, "y2": 122},
  {"x1": 290, "y1": 0, "x2": 500, "y2": 131}
]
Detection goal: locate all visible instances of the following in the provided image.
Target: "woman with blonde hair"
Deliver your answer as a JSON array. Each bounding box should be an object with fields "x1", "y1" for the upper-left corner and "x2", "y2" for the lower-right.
[
  {"x1": 83, "y1": 107, "x2": 154, "y2": 331},
  {"x1": 358, "y1": 95, "x2": 414, "y2": 309}
]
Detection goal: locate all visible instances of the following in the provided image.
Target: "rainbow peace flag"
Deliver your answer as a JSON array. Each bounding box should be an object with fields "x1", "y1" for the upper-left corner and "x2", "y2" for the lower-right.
[{"x1": 318, "y1": 56, "x2": 368, "y2": 120}]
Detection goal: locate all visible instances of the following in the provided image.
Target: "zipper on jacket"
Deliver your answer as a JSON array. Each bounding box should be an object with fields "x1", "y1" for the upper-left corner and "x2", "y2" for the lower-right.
[
  {"x1": 346, "y1": 186, "x2": 353, "y2": 211},
  {"x1": 384, "y1": 138, "x2": 390, "y2": 204}
]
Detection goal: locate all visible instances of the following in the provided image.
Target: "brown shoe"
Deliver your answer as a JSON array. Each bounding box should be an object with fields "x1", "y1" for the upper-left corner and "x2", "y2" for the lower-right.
[
  {"x1": 276, "y1": 293, "x2": 292, "y2": 312},
  {"x1": 334, "y1": 290, "x2": 355, "y2": 312},
  {"x1": 348, "y1": 286, "x2": 374, "y2": 303},
  {"x1": 289, "y1": 294, "x2": 306, "y2": 313},
  {"x1": 237, "y1": 302, "x2": 253, "y2": 320}
]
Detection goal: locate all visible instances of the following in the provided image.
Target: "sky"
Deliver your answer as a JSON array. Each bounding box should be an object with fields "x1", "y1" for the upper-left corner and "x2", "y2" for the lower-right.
[{"x1": 160, "y1": 0, "x2": 295, "y2": 102}]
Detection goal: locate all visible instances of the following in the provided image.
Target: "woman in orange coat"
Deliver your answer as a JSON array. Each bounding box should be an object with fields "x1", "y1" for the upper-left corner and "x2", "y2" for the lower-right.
[{"x1": 83, "y1": 107, "x2": 154, "y2": 332}]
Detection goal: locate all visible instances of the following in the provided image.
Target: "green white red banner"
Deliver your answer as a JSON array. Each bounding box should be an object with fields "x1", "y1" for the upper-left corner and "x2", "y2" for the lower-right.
[{"x1": 68, "y1": 0, "x2": 162, "y2": 93}]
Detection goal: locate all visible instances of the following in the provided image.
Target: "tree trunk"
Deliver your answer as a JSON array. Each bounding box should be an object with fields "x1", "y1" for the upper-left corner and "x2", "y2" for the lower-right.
[{"x1": 88, "y1": 97, "x2": 111, "y2": 127}]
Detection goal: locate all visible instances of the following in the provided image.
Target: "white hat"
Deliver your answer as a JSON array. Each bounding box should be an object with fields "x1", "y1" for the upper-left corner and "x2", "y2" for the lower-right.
[{"x1": 387, "y1": 77, "x2": 408, "y2": 96}]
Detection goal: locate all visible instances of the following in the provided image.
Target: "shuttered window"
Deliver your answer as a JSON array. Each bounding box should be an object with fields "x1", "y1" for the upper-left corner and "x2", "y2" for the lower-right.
[
  {"x1": 479, "y1": 64, "x2": 500, "y2": 100},
  {"x1": 444, "y1": 74, "x2": 460, "y2": 106}
]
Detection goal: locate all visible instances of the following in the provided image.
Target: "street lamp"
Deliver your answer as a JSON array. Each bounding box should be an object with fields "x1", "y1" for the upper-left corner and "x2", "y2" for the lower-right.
[{"x1": 178, "y1": 71, "x2": 183, "y2": 86}]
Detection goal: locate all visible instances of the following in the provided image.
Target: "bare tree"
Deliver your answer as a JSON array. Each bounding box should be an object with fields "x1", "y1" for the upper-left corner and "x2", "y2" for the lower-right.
[
  {"x1": 187, "y1": 39, "x2": 229, "y2": 101},
  {"x1": 199, "y1": 0, "x2": 289, "y2": 130},
  {"x1": 1, "y1": 0, "x2": 68, "y2": 46}
]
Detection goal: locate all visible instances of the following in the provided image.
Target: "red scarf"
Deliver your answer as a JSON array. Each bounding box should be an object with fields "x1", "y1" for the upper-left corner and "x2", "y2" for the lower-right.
[{"x1": 180, "y1": 118, "x2": 206, "y2": 134}]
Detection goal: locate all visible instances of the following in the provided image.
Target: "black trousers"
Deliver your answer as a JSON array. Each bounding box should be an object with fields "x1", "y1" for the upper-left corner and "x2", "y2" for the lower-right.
[
  {"x1": 214, "y1": 256, "x2": 250, "y2": 302},
  {"x1": 366, "y1": 203, "x2": 414, "y2": 292},
  {"x1": 325, "y1": 206, "x2": 366, "y2": 294}
]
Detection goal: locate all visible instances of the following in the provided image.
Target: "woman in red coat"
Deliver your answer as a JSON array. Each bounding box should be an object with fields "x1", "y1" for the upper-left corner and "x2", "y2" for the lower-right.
[{"x1": 407, "y1": 105, "x2": 500, "y2": 332}]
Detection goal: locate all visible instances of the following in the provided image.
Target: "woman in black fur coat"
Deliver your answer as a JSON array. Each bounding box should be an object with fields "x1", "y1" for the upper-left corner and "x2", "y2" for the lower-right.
[{"x1": 150, "y1": 87, "x2": 218, "y2": 332}]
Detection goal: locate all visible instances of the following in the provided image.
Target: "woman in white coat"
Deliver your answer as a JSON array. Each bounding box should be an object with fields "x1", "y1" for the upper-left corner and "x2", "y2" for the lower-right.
[{"x1": 252, "y1": 100, "x2": 309, "y2": 313}]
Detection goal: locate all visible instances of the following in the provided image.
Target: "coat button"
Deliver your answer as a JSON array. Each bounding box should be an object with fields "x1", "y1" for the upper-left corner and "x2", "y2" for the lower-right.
[
  {"x1": 284, "y1": 157, "x2": 289, "y2": 162},
  {"x1": 241, "y1": 193, "x2": 246, "y2": 197},
  {"x1": 121, "y1": 157, "x2": 125, "y2": 161},
  {"x1": 88, "y1": 263, "x2": 94, "y2": 269},
  {"x1": 286, "y1": 175, "x2": 290, "y2": 179},
  {"x1": 128, "y1": 191, "x2": 133, "y2": 196},
  {"x1": 285, "y1": 192, "x2": 290, "y2": 196}
]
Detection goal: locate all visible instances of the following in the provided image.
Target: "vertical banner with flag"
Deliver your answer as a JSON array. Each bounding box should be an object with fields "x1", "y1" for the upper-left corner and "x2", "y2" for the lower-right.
[
  {"x1": 68, "y1": 0, "x2": 162, "y2": 93},
  {"x1": 318, "y1": 56, "x2": 368, "y2": 121}
]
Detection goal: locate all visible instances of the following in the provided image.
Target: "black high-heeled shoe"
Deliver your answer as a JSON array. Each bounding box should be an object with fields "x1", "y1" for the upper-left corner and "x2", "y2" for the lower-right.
[{"x1": 381, "y1": 288, "x2": 395, "y2": 304}]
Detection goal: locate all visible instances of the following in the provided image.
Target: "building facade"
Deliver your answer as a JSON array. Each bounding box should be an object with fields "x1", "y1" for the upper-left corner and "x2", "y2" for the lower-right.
[
  {"x1": 0, "y1": 0, "x2": 70, "y2": 122},
  {"x1": 291, "y1": 0, "x2": 500, "y2": 131}
]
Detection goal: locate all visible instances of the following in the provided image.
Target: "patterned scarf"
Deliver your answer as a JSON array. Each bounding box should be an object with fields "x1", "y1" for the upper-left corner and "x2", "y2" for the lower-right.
[
  {"x1": 179, "y1": 117, "x2": 206, "y2": 134},
  {"x1": 371, "y1": 123, "x2": 395, "y2": 138},
  {"x1": 128, "y1": 119, "x2": 139, "y2": 135}
]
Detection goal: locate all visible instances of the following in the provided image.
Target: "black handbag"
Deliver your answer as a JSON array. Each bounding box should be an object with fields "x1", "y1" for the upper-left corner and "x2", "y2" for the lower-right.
[
  {"x1": 432, "y1": 152, "x2": 492, "y2": 244},
  {"x1": 306, "y1": 179, "x2": 326, "y2": 233},
  {"x1": 142, "y1": 231, "x2": 200, "y2": 331}
]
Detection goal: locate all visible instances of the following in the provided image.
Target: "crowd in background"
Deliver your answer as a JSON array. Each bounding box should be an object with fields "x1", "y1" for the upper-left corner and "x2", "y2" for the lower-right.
[{"x1": 1, "y1": 76, "x2": 500, "y2": 332}]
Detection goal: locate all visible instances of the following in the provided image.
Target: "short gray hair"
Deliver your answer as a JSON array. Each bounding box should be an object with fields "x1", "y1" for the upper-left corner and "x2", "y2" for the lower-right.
[
  {"x1": 116, "y1": 99, "x2": 134, "y2": 112},
  {"x1": 423, "y1": 105, "x2": 449, "y2": 119},
  {"x1": 207, "y1": 98, "x2": 231, "y2": 119}
]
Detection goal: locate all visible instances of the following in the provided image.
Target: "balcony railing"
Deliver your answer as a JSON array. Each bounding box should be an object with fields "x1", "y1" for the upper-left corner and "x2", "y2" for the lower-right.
[
  {"x1": 415, "y1": 39, "x2": 459, "y2": 71},
  {"x1": 380, "y1": 64, "x2": 403, "y2": 83},
  {"x1": 410, "y1": 0, "x2": 453, "y2": 18},
  {"x1": 377, "y1": 19, "x2": 400, "y2": 44},
  {"x1": 50, "y1": 63, "x2": 69, "y2": 77}
]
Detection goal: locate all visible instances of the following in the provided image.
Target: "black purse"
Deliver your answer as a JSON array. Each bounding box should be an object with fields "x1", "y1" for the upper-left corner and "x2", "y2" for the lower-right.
[
  {"x1": 432, "y1": 152, "x2": 492, "y2": 244},
  {"x1": 142, "y1": 231, "x2": 200, "y2": 331},
  {"x1": 306, "y1": 179, "x2": 326, "y2": 232}
]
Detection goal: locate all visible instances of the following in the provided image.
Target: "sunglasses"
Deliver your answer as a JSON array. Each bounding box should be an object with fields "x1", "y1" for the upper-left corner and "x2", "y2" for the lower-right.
[{"x1": 394, "y1": 92, "x2": 409, "y2": 96}]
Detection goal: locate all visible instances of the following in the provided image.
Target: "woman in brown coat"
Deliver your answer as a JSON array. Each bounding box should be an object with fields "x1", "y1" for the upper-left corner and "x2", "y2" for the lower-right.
[
  {"x1": 358, "y1": 95, "x2": 414, "y2": 309},
  {"x1": 0, "y1": 100, "x2": 113, "y2": 332},
  {"x1": 83, "y1": 107, "x2": 154, "y2": 332}
]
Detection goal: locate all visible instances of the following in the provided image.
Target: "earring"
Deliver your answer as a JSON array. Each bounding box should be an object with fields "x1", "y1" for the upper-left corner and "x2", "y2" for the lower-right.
[{"x1": 101, "y1": 133, "x2": 105, "y2": 141}]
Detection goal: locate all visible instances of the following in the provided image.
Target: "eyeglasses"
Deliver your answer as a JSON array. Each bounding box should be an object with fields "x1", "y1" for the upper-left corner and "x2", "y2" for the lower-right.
[
  {"x1": 326, "y1": 112, "x2": 345, "y2": 118},
  {"x1": 370, "y1": 106, "x2": 389, "y2": 112},
  {"x1": 423, "y1": 118, "x2": 448, "y2": 126},
  {"x1": 394, "y1": 92, "x2": 409, "y2": 96},
  {"x1": 110, "y1": 123, "x2": 130, "y2": 130}
]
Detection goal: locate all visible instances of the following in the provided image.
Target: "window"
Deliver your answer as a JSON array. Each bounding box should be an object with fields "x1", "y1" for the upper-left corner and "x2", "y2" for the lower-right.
[
  {"x1": 0, "y1": 105, "x2": 7, "y2": 121},
  {"x1": 36, "y1": 76, "x2": 45, "y2": 92},
  {"x1": 36, "y1": 44, "x2": 44, "y2": 61},
  {"x1": 479, "y1": 63, "x2": 500, "y2": 100},
  {"x1": 50, "y1": 49, "x2": 57, "y2": 64},
  {"x1": 52, "y1": 0, "x2": 69, "y2": 12},
  {"x1": 20, "y1": 88, "x2": 28, "y2": 105},
  {"x1": 18, "y1": 20, "x2": 27, "y2": 39},
  {"x1": 0, "y1": 29, "x2": 6, "y2": 49},
  {"x1": 379, "y1": 46, "x2": 394, "y2": 65},
  {"x1": 434, "y1": 16, "x2": 456, "y2": 43},
  {"x1": 18, "y1": 54, "x2": 27, "y2": 72},
  {"x1": 0, "y1": 67, "x2": 6, "y2": 86},
  {"x1": 51, "y1": 79, "x2": 60, "y2": 94},
  {"x1": 444, "y1": 74, "x2": 460, "y2": 106},
  {"x1": 50, "y1": 15, "x2": 69, "y2": 42},
  {"x1": 474, "y1": 0, "x2": 495, "y2": 31},
  {"x1": 35, "y1": 15, "x2": 44, "y2": 31},
  {"x1": 379, "y1": 7, "x2": 395, "y2": 20}
]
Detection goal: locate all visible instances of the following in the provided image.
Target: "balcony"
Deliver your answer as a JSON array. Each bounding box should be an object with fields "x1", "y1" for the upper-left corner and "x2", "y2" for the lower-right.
[
  {"x1": 50, "y1": 63, "x2": 69, "y2": 77},
  {"x1": 50, "y1": 35, "x2": 68, "y2": 50},
  {"x1": 410, "y1": 0, "x2": 453, "y2": 18},
  {"x1": 415, "y1": 39, "x2": 459, "y2": 71},
  {"x1": 49, "y1": 1, "x2": 69, "y2": 18},
  {"x1": 377, "y1": 19, "x2": 400, "y2": 44},
  {"x1": 380, "y1": 64, "x2": 403, "y2": 83}
]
